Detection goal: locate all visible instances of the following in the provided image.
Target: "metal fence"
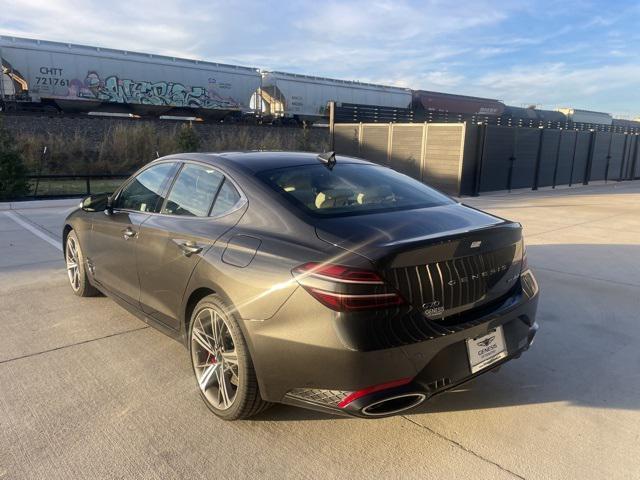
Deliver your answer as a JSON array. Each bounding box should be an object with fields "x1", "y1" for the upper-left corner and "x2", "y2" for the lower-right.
[
  {"x1": 334, "y1": 122, "x2": 466, "y2": 195},
  {"x1": 473, "y1": 126, "x2": 640, "y2": 195},
  {"x1": 333, "y1": 122, "x2": 640, "y2": 196},
  {"x1": 333, "y1": 103, "x2": 640, "y2": 134},
  {"x1": 23, "y1": 174, "x2": 129, "y2": 200}
]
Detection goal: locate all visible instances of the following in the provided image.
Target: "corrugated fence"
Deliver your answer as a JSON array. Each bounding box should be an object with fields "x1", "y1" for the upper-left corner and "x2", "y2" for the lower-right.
[
  {"x1": 334, "y1": 122, "x2": 640, "y2": 196},
  {"x1": 334, "y1": 123, "x2": 466, "y2": 195}
]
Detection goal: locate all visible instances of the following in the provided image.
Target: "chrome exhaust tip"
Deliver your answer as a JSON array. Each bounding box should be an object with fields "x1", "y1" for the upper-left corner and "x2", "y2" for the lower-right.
[{"x1": 360, "y1": 393, "x2": 426, "y2": 417}]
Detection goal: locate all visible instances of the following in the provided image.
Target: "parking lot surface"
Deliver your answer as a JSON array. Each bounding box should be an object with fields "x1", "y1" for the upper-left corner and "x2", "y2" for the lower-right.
[{"x1": 1, "y1": 183, "x2": 639, "y2": 480}]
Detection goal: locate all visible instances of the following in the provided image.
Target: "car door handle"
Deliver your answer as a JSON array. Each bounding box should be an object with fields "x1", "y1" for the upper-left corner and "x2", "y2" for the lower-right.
[
  {"x1": 122, "y1": 227, "x2": 136, "y2": 240},
  {"x1": 179, "y1": 242, "x2": 203, "y2": 257}
]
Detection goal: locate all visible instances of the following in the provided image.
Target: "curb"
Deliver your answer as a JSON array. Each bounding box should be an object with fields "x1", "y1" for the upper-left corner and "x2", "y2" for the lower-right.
[
  {"x1": 461, "y1": 179, "x2": 639, "y2": 199},
  {"x1": 0, "y1": 198, "x2": 80, "y2": 210}
]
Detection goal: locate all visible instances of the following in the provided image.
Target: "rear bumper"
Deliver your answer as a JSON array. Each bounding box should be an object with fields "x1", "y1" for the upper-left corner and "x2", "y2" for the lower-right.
[
  {"x1": 244, "y1": 270, "x2": 539, "y2": 416},
  {"x1": 341, "y1": 319, "x2": 538, "y2": 417}
]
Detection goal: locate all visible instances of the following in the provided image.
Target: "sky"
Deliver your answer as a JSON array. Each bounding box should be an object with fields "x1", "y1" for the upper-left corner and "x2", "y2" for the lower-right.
[{"x1": 1, "y1": 0, "x2": 639, "y2": 118}]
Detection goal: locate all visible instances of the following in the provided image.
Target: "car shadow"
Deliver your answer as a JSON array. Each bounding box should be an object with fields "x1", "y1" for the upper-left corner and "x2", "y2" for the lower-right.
[{"x1": 251, "y1": 403, "x2": 342, "y2": 422}]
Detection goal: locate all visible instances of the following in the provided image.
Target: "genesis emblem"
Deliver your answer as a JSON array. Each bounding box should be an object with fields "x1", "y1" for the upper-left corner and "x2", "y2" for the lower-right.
[
  {"x1": 477, "y1": 336, "x2": 495, "y2": 347},
  {"x1": 470, "y1": 240, "x2": 482, "y2": 249},
  {"x1": 422, "y1": 300, "x2": 445, "y2": 318}
]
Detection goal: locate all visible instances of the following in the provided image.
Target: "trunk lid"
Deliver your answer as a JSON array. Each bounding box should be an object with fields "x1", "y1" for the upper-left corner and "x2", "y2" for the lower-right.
[{"x1": 315, "y1": 203, "x2": 523, "y2": 318}]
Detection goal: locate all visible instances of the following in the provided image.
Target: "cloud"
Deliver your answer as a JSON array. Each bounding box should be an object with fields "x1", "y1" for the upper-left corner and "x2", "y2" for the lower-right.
[
  {"x1": 294, "y1": 0, "x2": 511, "y2": 43},
  {"x1": 474, "y1": 62, "x2": 640, "y2": 113},
  {"x1": 0, "y1": 0, "x2": 219, "y2": 58},
  {"x1": 385, "y1": 70, "x2": 465, "y2": 90},
  {"x1": 0, "y1": 0, "x2": 638, "y2": 116}
]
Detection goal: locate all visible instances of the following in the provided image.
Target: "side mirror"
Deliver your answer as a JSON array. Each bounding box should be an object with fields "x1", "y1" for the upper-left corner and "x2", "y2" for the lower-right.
[
  {"x1": 105, "y1": 195, "x2": 113, "y2": 215},
  {"x1": 81, "y1": 193, "x2": 111, "y2": 213}
]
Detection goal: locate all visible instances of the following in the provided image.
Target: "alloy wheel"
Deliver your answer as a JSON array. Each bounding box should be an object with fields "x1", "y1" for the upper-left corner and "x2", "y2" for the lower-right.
[
  {"x1": 66, "y1": 236, "x2": 81, "y2": 292},
  {"x1": 190, "y1": 307, "x2": 240, "y2": 410}
]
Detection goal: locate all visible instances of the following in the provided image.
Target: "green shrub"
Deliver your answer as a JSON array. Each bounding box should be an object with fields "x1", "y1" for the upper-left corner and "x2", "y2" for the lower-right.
[
  {"x1": 176, "y1": 122, "x2": 201, "y2": 152},
  {"x1": 96, "y1": 123, "x2": 165, "y2": 173},
  {"x1": 0, "y1": 118, "x2": 30, "y2": 200}
]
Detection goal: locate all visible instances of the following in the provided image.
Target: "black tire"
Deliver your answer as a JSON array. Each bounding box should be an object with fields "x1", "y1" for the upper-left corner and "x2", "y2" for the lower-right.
[
  {"x1": 188, "y1": 294, "x2": 270, "y2": 420},
  {"x1": 65, "y1": 230, "x2": 99, "y2": 297}
]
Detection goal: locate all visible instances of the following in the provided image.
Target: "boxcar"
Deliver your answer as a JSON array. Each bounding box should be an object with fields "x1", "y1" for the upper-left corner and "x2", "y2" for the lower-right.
[
  {"x1": 258, "y1": 71, "x2": 412, "y2": 122},
  {"x1": 0, "y1": 36, "x2": 261, "y2": 119}
]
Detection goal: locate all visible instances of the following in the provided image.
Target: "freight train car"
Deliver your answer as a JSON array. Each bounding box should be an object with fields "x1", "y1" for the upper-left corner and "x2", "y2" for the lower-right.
[
  {"x1": 1, "y1": 69, "x2": 17, "y2": 96},
  {"x1": 534, "y1": 108, "x2": 566, "y2": 123},
  {"x1": 2, "y1": 36, "x2": 638, "y2": 130},
  {"x1": 612, "y1": 118, "x2": 640, "y2": 129},
  {"x1": 557, "y1": 108, "x2": 613, "y2": 125},
  {"x1": 0, "y1": 36, "x2": 261, "y2": 119},
  {"x1": 412, "y1": 90, "x2": 505, "y2": 117},
  {"x1": 501, "y1": 105, "x2": 567, "y2": 126},
  {"x1": 257, "y1": 71, "x2": 412, "y2": 123},
  {"x1": 501, "y1": 105, "x2": 538, "y2": 122}
]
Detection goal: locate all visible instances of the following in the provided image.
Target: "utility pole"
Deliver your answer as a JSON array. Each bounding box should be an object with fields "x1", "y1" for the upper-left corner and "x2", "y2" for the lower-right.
[{"x1": 328, "y1": 101, "x2": 336, "y2": 151}]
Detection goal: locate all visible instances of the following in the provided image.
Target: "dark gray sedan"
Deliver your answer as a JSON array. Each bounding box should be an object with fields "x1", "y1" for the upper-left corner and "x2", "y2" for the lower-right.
[{"x1": 63, "y1": 151, "x2": 539, "y2": 420}]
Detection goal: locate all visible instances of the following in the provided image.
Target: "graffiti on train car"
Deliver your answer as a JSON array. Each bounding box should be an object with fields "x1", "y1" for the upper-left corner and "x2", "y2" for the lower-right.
[{"x1": 72, "y1": 72, "x2": 240, "y2": 109}]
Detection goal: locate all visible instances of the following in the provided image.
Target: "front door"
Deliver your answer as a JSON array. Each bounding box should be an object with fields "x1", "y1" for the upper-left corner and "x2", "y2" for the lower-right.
[
  {"x1": 90, "y1": 210, "x2": 146, "y2": 305},
  {"x1": 136, "y1": 163, "x2": 246, "y2": 329},
  {"x1": 89, "y1": 161, "x2": 178, "y2": 306}
]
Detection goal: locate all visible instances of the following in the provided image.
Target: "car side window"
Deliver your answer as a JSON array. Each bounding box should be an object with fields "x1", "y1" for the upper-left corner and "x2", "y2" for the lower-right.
[
  {"x1": 162, "y1": 164, "x2": 224, "y2": 217},
  {"x1": 210, "y1": 179, "x2": 241, "y2": 217},
  {"x1": 115, "y1": 163, "x2": 176, "y2": 213}
]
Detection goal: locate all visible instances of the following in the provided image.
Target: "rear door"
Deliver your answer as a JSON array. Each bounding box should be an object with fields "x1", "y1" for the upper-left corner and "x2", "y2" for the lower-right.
[
  {"x1": 89, "y1": 161, "x2": 178, "y2": 306},
  {"x1": 136, "y1": 162, "x2": 246, "y2": 329}
]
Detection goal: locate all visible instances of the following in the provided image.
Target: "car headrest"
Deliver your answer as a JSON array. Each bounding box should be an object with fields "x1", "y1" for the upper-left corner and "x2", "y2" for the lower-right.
[{"x1": 315, "y1": 189, "x2": 354, "y2": 209}]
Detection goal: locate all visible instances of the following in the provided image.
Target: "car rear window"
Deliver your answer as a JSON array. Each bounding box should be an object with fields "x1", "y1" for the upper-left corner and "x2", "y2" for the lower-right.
[{"x1": 257, "y1": 163, "x2": 454, "y2": 217}]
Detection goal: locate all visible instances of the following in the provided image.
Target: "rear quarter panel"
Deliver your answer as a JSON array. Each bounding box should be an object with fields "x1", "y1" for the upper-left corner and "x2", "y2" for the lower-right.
[
  {"x1": 182, "y1": 229, "x2": 334, "y2": 326},
  {"x1": 178, "y1": 186, "x2": 339, "y2": 331}
]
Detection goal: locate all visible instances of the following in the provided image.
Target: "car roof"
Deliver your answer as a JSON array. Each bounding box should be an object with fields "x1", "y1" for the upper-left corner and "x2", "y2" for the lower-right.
[{"x1": 158, "y1": 151, "x2": 375, "y2": 174}]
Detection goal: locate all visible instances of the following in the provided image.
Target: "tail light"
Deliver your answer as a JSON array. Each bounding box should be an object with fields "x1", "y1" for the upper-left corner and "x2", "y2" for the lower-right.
[{"x1": 292, "y1": 262, "x2": 405, "y2": 312}]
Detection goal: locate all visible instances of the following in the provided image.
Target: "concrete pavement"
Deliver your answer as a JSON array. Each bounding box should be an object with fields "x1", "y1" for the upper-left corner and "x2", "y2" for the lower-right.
[{"x1": 1, "y1": 183, "x2": 639, "y2": 479}]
